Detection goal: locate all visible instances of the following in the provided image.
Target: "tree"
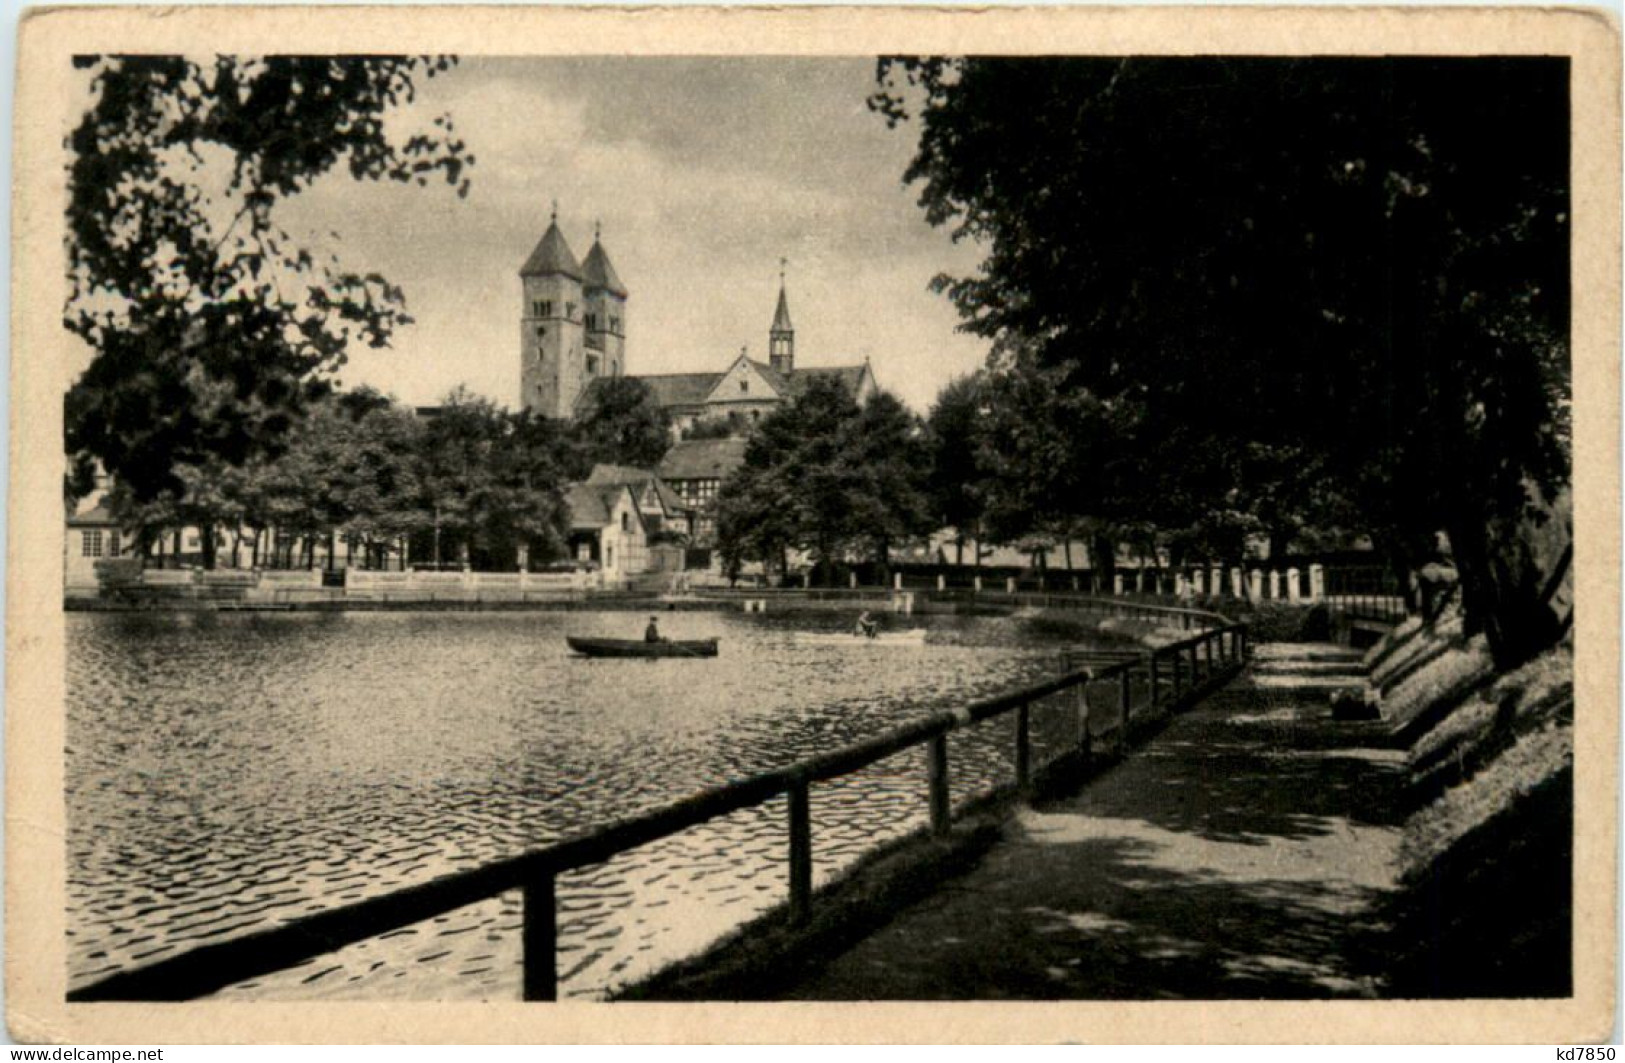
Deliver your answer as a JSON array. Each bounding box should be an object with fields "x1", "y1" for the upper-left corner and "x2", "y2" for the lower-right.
[
  {"x1": 494, "y1": 411, "x2": 573, "y2": 568},
  {"x1": 842, "y1": 391, "x2": 933, "y2": 580},
  {"x1": 714, "y1": 378, "x2": 930, "y2": 587},
  {"x1": 715, "y1": 462, "x2": 797, "y2": 584},
  {"x1": 413, "y1": 389, "x2": 572, "y2": 570},
  {"x1": 571, "y1": 376, "x2": 672, "y2": 473},
  {"x1": 924, "y1": 373, "x2": 990, "y2": 567},
  {"x1": 682, "y1": 413, "x2": 747, "y2": 441},
  {"x1": 415, "y1": 388, "x2": 501, "y2": 567},
  {"x1": 782, "y1": 378, "x2": 865, "y2": 584},
  {"x1": 65, "y1": 56, "x2": 472, "y2": 540},
  {"x1": 876, "y1": 56, "x2": 1569, "y2": 666},
  {"x1": 328, "y1": 392, "x2": 427, "y2": 569}
]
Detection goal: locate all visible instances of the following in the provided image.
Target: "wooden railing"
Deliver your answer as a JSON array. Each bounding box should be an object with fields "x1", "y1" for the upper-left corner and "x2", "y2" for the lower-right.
[
  {"x1": 67, "y1": 621, "x2": 1248, "y2": 1004},
  {"x1": 925, "y1": 588, "x2": 1231, "y2": 630},
  {"x1": 700, "y1": 585, "x2": 1232, "y2": 631}
]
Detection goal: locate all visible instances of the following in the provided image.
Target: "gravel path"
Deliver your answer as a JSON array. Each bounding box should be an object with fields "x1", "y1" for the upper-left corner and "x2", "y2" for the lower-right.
[{"x1": 780, "y1": 644, "x2": 1407, "y2": 999}]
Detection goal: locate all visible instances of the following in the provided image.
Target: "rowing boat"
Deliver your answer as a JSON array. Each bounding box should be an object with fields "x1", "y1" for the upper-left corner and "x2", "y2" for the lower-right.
[
  {"x1": 793, "y1": 629, "x2": 928, "y2": 646},
  {"x1": 566, "y1": 636, "x2": 719, "y2": 658}
]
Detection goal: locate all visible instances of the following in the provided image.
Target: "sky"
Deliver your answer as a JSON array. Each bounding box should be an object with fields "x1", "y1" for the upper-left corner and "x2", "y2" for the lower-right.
[{"x1": 269, "y1": 57, "x2": 990, "y2": 413}]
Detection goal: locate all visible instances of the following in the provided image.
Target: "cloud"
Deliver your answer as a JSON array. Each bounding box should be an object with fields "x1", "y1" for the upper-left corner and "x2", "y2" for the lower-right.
[{"x1": 281, "y1": 57, "x2": 987, "y2": 413}]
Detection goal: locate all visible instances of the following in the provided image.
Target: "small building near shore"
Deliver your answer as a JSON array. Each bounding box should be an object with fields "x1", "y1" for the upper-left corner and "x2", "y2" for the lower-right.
[
  {"x1": 565, "y1": 464, "x2": 696, "y2": 582},
  {"x1": 656, "y1": 437, "x2": 749, "y2": 549},
  {"x1": 565, "y1": 482, "x2": 647, "y2": 583},
  {"x1": 66, "y1": 498, "x2": 125, "y2": 593}
]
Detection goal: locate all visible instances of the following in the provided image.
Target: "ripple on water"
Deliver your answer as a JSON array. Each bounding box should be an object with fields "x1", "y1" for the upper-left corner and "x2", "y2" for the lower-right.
[{"x1": 67, "y1": 608, "x2": 1119, "y2": 999}]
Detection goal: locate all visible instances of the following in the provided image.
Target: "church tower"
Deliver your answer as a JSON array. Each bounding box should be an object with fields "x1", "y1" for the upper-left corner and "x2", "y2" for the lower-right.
[
  {"x1": 519, "y1": 204, "x2": 586, "y2": 418},
  {"x1": 768, "y1": 260, "x2": 795, "y2": 374},
  {"x1": 581, "y1": 221, "x2": 629, "y2": 381}
]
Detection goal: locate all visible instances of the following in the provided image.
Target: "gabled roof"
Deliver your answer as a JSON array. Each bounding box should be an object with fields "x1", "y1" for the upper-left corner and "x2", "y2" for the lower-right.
[
  {"x1": 585, "y1": 463, "x2": 653, "y2": 486},
  {"x1": 520, "y1": 220, "x2": 584, "y2": 280},
  {"x1": 745, "y1": 358, "x2": 792, "y2": 396},
  {"x1": 582, "y1": 241, "x2": 628, "y2": 298},
  {"x1": 614, "y1": 360, "x2": 872, "y2": 413},
  {"x1": 67, "y1": 501, "x2": 118, "y2": 527},
  {"x1": 704, "y1": 355, "x2": 788, "y2": 406},
  {"x1": 584, "y1": 464, "x2": 691, "y2": 517},
  {"x1": 565, "y1": 483, "x2": 614, "y2": 530},
  {"x1": 658, "y1": 438, "x2": 749, "y2": 482}
]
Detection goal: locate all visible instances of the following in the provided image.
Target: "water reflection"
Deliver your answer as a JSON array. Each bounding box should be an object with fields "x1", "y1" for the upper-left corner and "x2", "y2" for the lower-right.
[{"x1": 67, "y1": 608, "x2": 1117, "y2": 999}]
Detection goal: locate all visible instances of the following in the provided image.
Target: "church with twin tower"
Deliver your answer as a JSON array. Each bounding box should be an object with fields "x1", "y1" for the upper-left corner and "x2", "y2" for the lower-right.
[
  {"x1": 519, "y1": 206, "x2": 628, "y2": 419},
  {"x1": 519, "y1": 209, "x2": 876, "y2": 427}
]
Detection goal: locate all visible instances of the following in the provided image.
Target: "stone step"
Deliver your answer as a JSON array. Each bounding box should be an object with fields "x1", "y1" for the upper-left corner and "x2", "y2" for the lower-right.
[{"x1": 1250, "y1": 673, "x2": 1368, "y2": 691}]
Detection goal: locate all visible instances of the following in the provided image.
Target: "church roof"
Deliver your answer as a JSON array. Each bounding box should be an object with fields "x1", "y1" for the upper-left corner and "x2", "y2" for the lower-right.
[
  {"x1": 784, "y1": 364, "x2": 870, "y2": 396},
  {"x1": 745, "y1": 360, "x2": 869, "y2": 399},
  {"x1": 624, "y1": 373, "x2": 721, "y2": 409},
  {"x1": 582, "y1": 240, "x2": 629, "y2": 298},
  {"x1": 600, "y1": 361, "x2": 871, "y2": 414},
  {"x1": 771, "y1": 284, "x2": 794, "y2": 333},
  {"x1": 520, "y1": 219, "x2": 584, "y2": 280}
]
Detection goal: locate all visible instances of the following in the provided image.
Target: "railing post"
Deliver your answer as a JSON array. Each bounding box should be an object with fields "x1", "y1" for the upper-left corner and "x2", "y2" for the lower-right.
[
  {"x1": 1204, "y1": 635, "x2": 1214, "y2": 678},
  {"x1": 522, "y1": 870, "x2": 558, "y2": 1002},
  {"x1": 1148, "y1": 652, "x2": 1160, "y2": 706},
  {"x1": 1169, "y1": 649, "x2": 1182, "y2": 697},
  {"x1": 1015, "y1": 703, "x2": 1031, "y2": 791},
  {"x1": 788, "y1": 776, "x2": 812, "y2": 924},
  {"x1": 927, "y1": 733, "x2": 951, "y2": 836}
]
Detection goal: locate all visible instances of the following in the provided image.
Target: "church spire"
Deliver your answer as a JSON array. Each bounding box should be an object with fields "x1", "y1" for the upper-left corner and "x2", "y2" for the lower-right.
[
  {"x1": 582, "y1": 221, "x2": 628, "y2": 298},
  {"x1": 519, "y1": 203, "x2": 583, "y2": 280},
  {"x1": 769, "y1": 258, "x2": 795, "y2": 373}
]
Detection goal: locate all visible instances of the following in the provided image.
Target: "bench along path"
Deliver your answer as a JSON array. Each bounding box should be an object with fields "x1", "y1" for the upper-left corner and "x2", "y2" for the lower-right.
[{"x1": 779, "y1": 643, "x2": 1406, "y2": 999}]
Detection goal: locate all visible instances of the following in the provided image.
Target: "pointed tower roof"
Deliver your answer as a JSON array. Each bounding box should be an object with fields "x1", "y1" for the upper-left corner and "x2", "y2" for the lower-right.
[
  {"x1": 771, "y1": 277, "x2": 794, "y2": 333},
  {"x1": 520, "y1": 207, "x2": 584, "y2": 280},
  {"x1": 582, "y1": 224, "x2": 629, "y2": 297}
]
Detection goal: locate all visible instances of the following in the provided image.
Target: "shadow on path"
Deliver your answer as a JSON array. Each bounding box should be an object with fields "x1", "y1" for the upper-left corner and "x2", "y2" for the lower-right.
[{"x1": 779, "y1": 651, "x2": 1405, "y2": 1000}]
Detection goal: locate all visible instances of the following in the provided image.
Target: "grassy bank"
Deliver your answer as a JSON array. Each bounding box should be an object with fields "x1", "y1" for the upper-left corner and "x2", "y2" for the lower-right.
[{"x1": 1366, "y1": 606, "x2": 1573, "y2": 996}]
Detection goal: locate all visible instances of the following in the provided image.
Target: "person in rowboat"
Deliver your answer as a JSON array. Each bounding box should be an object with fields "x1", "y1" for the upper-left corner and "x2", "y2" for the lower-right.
[
  {"x1": 855, "y1": 610, "x2": 879, "y2": 639},
  {"x1": 645, "y1": 616, "x2": 663, "y2": 643}
]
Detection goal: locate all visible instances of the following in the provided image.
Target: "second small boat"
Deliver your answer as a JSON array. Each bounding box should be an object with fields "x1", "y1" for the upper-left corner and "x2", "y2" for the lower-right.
[{"x1": 793, "y1": 630, "x2": 928, "y2": 646}]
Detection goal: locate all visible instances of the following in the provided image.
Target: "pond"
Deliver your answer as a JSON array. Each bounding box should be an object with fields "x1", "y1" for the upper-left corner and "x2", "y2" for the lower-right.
[{"x1": 66, "y1": 607, "x2": 1124, "y2": 1000}]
